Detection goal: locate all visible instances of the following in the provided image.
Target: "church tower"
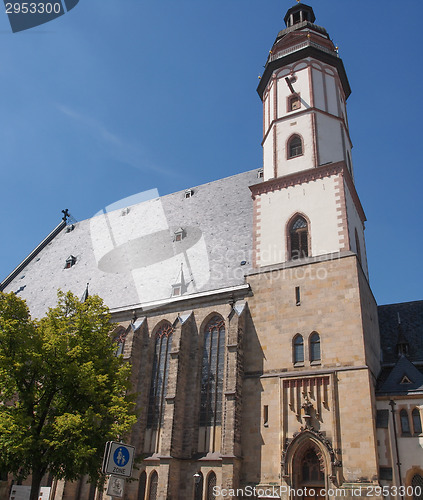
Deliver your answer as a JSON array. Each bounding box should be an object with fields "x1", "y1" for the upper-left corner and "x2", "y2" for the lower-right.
[
  {"x1": 244, "y1": 4, "x2": 382, "y2": 498},
  {"x1": 252, "y1": 2, "x2": 368, "y2": 277}
]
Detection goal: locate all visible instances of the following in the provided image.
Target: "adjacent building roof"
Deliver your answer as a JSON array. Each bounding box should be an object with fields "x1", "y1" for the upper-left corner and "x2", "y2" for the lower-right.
[
  {"x1": 378, "y1": 300, "x2": 423, "y2": 364},
  {"x1": 2, "y1": 169, "x2": 260, "y2": 319},
  {"x1": 377, "y1": 355, "x2": 423, "y2": 395},
  {"x1": 377, "y1": 300, "x2": 423, "y2": 395}
]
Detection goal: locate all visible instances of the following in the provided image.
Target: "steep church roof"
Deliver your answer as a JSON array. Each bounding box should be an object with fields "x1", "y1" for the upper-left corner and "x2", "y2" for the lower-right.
[
  {"x1": 378, "y1": 300, "x2": 423, "y2": 364},
  {"x1": 2, "y1": 169, "x2": 261, "y2": 318}
]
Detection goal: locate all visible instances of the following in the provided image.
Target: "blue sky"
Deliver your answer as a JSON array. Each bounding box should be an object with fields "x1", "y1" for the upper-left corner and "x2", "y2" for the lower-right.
[{"x1": 0, "y1": 0, "x2": 421, "y2": 306}]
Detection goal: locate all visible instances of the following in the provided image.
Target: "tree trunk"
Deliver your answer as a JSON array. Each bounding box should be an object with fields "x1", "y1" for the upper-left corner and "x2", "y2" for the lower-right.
[{"x1": 29, "y1": 468, "x2": 43, "y2": 500}]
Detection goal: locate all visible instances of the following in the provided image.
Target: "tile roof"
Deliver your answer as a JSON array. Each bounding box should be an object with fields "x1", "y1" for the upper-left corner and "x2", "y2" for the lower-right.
[{"x1": 3, "y1": 169, "x2": 261, "y2": 319}]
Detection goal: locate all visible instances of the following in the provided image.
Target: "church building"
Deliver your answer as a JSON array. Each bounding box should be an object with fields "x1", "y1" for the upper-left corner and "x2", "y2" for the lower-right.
[{"x1": 1, "y1": 3, "x2": 422, "y2": 500}]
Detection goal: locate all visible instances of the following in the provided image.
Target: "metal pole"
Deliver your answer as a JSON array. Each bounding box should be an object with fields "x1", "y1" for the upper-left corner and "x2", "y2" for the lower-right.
[{"x1": 389, "y1": 400, "x2": 404, "y2": 500}]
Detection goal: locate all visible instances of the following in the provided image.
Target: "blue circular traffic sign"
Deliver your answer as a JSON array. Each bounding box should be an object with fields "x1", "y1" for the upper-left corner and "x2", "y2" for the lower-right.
[{"x1": 113, "y1": 446, "x2": 130, "y2": 467}]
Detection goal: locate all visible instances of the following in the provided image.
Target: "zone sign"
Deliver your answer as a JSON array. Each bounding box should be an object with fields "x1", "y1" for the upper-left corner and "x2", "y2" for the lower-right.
[{"x1": 102, "y1": 441, "x2": 135, "y2": 478}]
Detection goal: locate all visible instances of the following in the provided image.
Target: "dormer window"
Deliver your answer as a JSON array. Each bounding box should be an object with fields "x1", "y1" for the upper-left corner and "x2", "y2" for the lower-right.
[
  {"x1": 174, "y1": 228, "x2": 185, "y2": 242},
  {"x1": 185, "y1": 189, "x2": 194, "y2": 199},
  {"x1": 171, "y1": 284, "x2": 182, "y2": 296},
  {"x1": 65, "y1": 255, "x2": 76, "y2": 269},
  {"x1": 257, "y1": 169, "x2": 264, "y2": 179}
]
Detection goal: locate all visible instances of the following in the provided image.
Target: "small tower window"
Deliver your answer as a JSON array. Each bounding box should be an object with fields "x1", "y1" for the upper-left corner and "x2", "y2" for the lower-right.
[
  {"x1": 347, "y1": 151, "x2": 352, "y2": 174},
  {"x1": 293, "y1": 334, "x2": 304, "y2": 364},
  {"x1": 355, "y1": 228, "x2": 362, "y2": 265},
  {"x1": 289, "y1": 215, "x2": 309, "y2": 260},
  {"x1": 288, "y1": 95, "x2": 301, "y2": 112},
  {"x1": 288, "y1": 134, "x2": 303, "y2": 158},
  {"x1": 413, "y1": 408, "x2": 422, "y2": 434},
  {"x1": 65, "y1": 255, "x2": 77, "y2": 269},
  {"x1": 310, "y1": 332, "x2": 321, "y2": 363},
  {"x1": 400, "y1": 409, "x2": 411, "y2": 435}
]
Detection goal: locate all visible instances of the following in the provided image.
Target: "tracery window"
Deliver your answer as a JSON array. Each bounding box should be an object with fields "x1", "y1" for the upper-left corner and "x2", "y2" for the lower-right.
[
  {"x1": 200, "y1": 316, "x2": 225, "y2": 427},
  {"x1": 293, "y1": 334, "x2": 304, "y2": 364},
  {"x1": 301, "y1": 448, "x2": 324, "y2": 483},
  {"x1": 309, "y1": 332, "x2": 321, "y2": 362},
  {"x1": 288, "y1": 134, "x2": 303, "y2": 158},
  {"x1": 413, "y1": 408, "x2": 422, "y2": 434},
  {"x1": 148, "y1": 471, "x2": 158, "y2": 500},
  {"x1": 114, "y1": 331, "x2": 126, "y2": 357},
  {"x1": 412, "y1": 474, "x2": 423, "y2": 500},
  {"x1": 400, "y1": 409, "x2": 411, "y2": 434},
  {"x1": 138, "y1": 471, "x2": 147, "y2": 500},
  {"x1": 147, "y1": 323, "x2": 174, "y2": 430},
  {"x1": 289, "y1": 216, "x2": 309, "y2": 260},
  {"x1": 207, "y1": 472, "x2": 217, "y2": 500}
]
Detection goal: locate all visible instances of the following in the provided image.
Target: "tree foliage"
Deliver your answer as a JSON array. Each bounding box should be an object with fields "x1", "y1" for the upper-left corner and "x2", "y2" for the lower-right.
[{"x1": 0, "y1": 291, "x2": 136, "y2": 499}]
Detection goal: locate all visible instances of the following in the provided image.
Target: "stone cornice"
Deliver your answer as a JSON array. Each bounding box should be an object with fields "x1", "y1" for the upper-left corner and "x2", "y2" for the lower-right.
[{"x1": 249, "y1": 161, "x2": 366, "y2": 223}]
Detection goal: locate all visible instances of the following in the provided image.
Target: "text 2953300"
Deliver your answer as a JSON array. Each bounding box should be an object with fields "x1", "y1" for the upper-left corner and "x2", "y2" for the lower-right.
[{"x1": 5, "y1": 3, "x2": 62, "y2": 14}]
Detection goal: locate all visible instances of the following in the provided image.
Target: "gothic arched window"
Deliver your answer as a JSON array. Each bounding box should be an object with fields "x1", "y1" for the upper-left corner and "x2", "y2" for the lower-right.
[
  {"x1": 288, "y1": 134, "x2": 303, "y2": 158},
  {"x1": 412, "y1": 474, "x2": 423, "y2": 500},
  {"x1": 413, "y1": 408, "x2": 422, "y2": 434},
  {"x1": 310, "y1": 332, "x2": 321, "y2": 362},
  {"x1": 147, "y1": 323, "x2": 173, "y2": 431},
  {"x1": 200, "y1": 316, "x2": 225, "y2": 428},
  {"x1": 293, "y1": 334, "x2": 304, "y2": 364},
  {"x1": 194, "y1": 472, "x2": 204, "y2": 500},
  {"x1": 148, "y1": 471, "x2": 158, "y2": 500},
  {"x1": 400, "y1": 409, "x2": 411, "y2": 434},
  {"x1": 289, "y1": 215, "x2": 309, "y2": 260},
  {"x1": 138, "y1": 471, "x2": 147, "y2": 500},
  {"x1": 207, "y1": 472, "x2": 217, "y2": 500}
]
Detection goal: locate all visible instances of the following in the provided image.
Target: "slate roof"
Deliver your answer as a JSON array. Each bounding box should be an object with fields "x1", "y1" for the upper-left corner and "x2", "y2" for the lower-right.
[
  {"x1": 377, "y1": 300, "x2": 423, "y2": 395},
  {"x1": 377, "y1": 355, "x2": 423, "y2": 395},
  {"x1": 378, "y1": 300, "x2": 423, "y2": 364},
  {"x1": 2, "y1": 169, "x2": 261, "y2": 319}
]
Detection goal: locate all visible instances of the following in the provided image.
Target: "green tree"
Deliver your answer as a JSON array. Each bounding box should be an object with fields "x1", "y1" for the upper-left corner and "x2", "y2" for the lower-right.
[{"x1": 0, "y1": 291, "x2": 136, "y2": 500}]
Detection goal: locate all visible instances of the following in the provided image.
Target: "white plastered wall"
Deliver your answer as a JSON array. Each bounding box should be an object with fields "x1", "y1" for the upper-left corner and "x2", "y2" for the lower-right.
[
  {"x1": 275, "y1": 115, "x2": 314, "y2": 177},
  {"x1": 262, "y1": 58, "x2": 351, "y2": 181},
  {"x1": 257, "y1": 175, "x2": 341, "y2": 267},
  {"x1": 376, "y1": 400, "x2": 423, "y2": 487}
]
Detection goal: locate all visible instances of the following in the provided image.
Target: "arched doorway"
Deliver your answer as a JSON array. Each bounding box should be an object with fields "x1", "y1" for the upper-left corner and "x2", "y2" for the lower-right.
[{"x1": 293, "y1": 443, "x2": 326, "y2": 500}]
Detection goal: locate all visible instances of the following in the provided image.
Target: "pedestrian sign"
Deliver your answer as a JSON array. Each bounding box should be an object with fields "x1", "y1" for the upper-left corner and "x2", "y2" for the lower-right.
[{"x1": 102, "y1": 441, "x2": 135, "y2": 478}]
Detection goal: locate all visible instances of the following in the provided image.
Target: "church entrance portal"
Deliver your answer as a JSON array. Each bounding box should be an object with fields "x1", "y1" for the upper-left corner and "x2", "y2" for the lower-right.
[{"x1": 294, "y1": 445, "x2": 326, "y2": 500}]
